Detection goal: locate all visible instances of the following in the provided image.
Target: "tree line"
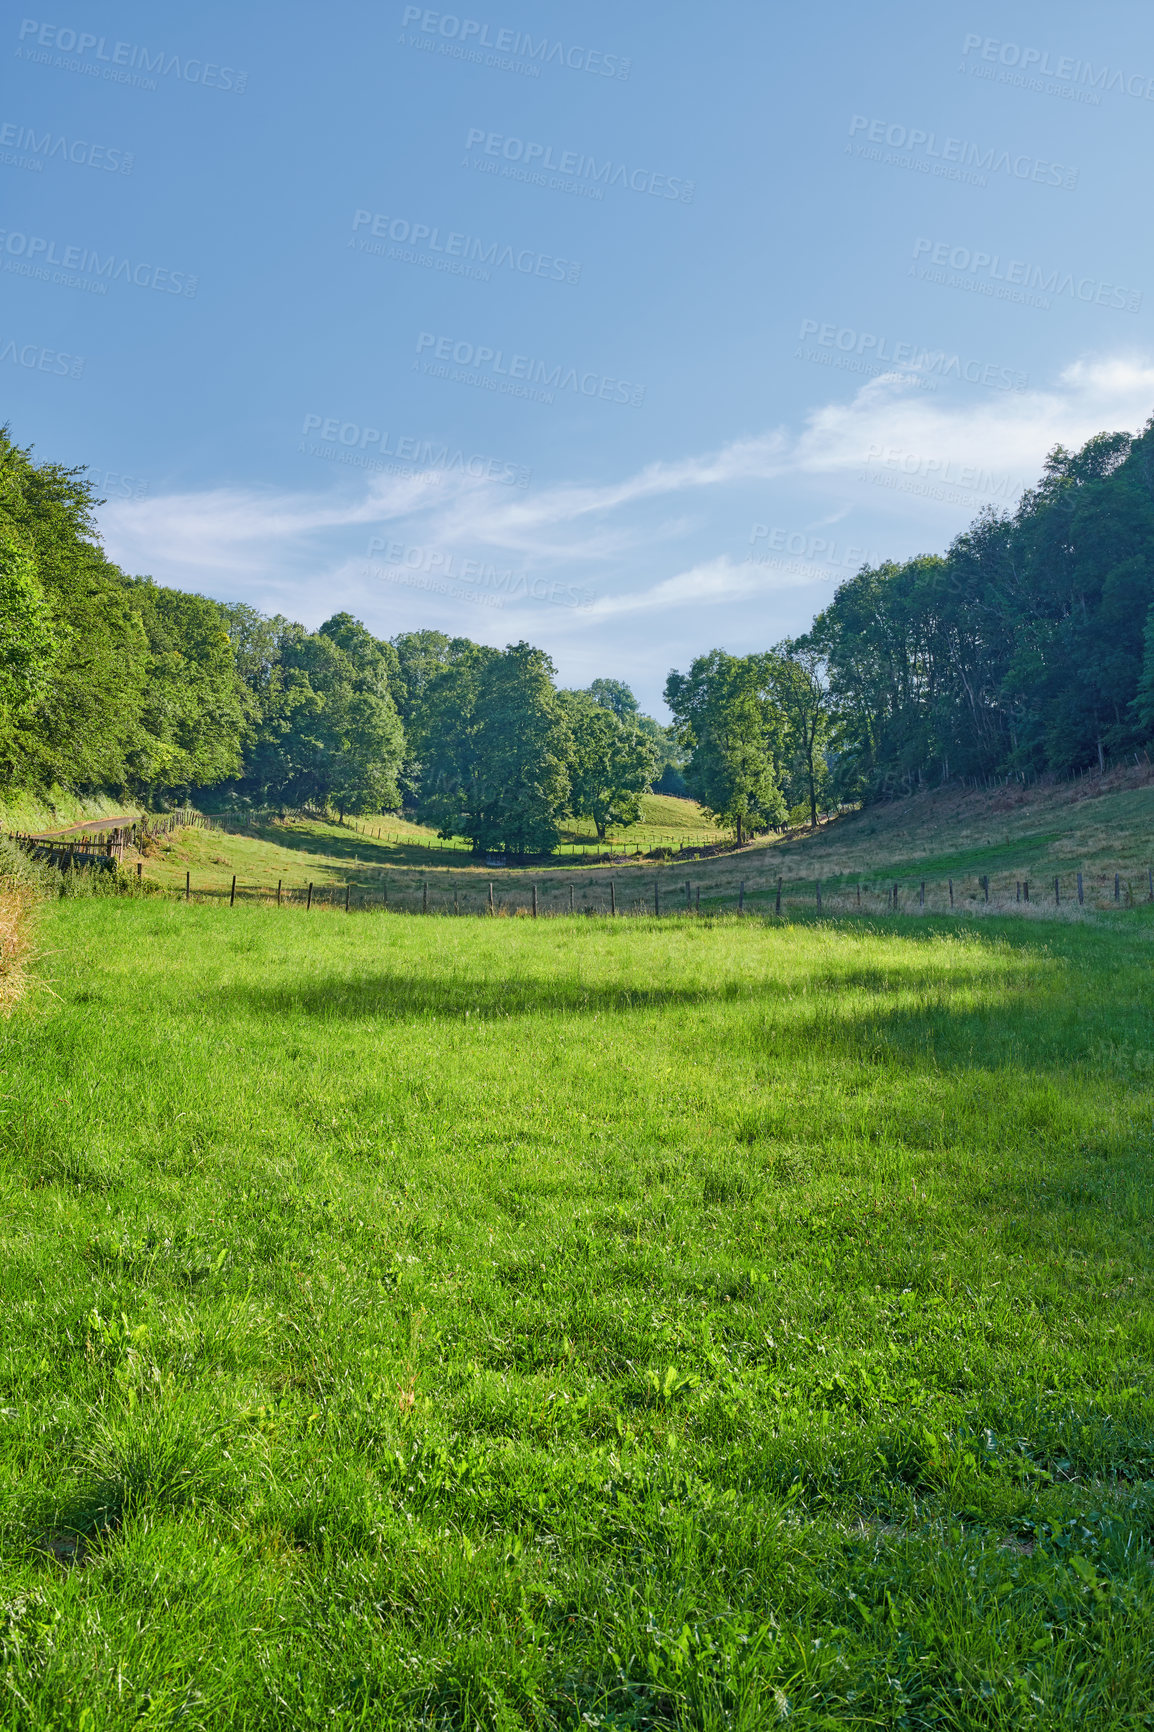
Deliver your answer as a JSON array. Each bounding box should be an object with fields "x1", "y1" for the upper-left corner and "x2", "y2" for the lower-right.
[
  {"x1": 4, "y1": 417, "x2": 1152, "y2": 847},
  {"x1": 805, "y1": 416, "x2": 1154, "y2": 798},
  {"x1": 0, "y1": 429, "x2": 685, "y2": 850}
]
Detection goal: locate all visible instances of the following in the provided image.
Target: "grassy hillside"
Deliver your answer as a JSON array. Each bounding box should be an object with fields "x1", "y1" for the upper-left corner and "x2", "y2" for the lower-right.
[
  {"x1": 760, "y1": 765, "x2": 1154, "y2": 895},
  {"x1": 1, "y1": 901, "x2": 1152, "y2": 1724},
  {"x1": 87, "y1": 797, "x2": 726, "y2": 908},
  {"x1": 41, "y1": 764, "x2": 1154, "y2": 919}
]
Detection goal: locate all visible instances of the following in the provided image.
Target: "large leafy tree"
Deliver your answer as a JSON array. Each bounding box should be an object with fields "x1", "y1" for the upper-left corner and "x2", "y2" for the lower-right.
[
  {"x1": 771, "y1": 640, "x2": 832, "y2": 829},
  {"x1": 233, "y1": 620, "x2": 403, "y2": 816},
  {"x1": 664, "y1": 650, "x2": 787, "y2": 844},
  {"x1": 128, "y1": 581, "x2": 247, "y2": 797},
  {"x1": 390, "y1": 628, "x2": 480, "y2": 807},
  {"x1": 0, "y1": 429, "x2": 150, "y2": 793},
  {"x1": 414, "y1": 642, "x2": 571, "y2": 853},
  {"x1": 560, "y1": 691, "x2": 660, "y2": 837}
]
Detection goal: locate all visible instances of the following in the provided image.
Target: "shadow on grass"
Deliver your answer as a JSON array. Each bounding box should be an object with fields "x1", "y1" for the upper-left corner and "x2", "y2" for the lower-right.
[
  {"x1": 210, "y1": 955, "x2": 1108, "y2": 1081},
  {"x1": 231, "y1": 820, "x2": 470, "y2": 868}
]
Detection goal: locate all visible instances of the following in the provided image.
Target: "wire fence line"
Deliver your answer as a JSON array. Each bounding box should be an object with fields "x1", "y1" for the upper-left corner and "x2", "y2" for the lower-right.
[{"x1": 89, "y1": 863, "x2": 1154, "y2": 920}]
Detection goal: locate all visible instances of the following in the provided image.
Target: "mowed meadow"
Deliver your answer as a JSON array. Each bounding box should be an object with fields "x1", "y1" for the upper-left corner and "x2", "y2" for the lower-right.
[{"x1": 2, "y1": 898, "x2": 1154, "y2": 1728}]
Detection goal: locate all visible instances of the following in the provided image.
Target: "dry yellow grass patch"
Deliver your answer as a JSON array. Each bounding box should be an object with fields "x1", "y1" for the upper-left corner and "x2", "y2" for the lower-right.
[{"x1": 0, "y1": 880, "x2": 39, "y2": 1012}]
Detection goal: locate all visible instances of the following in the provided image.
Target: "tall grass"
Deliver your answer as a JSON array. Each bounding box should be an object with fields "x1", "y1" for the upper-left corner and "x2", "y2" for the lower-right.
[{"x1": 1, "y1": 902, "x2": 1152, "y2": 1726}]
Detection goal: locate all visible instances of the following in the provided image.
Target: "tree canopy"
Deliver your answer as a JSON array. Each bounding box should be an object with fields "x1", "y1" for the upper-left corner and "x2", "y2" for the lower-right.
[{"x1": 8, "y1": 415, "x2": 1154, "y2": 838}]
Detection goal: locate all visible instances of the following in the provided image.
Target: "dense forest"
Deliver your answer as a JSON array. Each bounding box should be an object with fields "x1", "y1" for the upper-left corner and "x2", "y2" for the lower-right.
[
  {"x1": 2, "y1": 417, "x2": 1153, "y2": 848},
  {"x1": 805, "y1": 416, "x2": 1154, "y2": 797}
]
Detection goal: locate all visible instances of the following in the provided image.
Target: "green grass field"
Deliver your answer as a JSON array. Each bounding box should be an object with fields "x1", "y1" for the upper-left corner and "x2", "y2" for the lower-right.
[{"x1": 2, "y1": 898, "x2": 1153, "y2": 1727}]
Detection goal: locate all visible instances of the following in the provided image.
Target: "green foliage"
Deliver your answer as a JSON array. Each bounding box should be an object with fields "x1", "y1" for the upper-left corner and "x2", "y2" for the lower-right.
[
  {"x1": 0, "y1": 531, "x2": 56, "y2": 718},
  {"x1": 586, "y1": 675, "x2": 639, "y2": 719},
  {"x1": 127, "y1": 582, "x2": 247, "y2": 796},
  {"x1": 0, "y1": 426, "x2": 150, "y2": 793},
  {"x1": 771, "y1": 639, "x2": 833, "y2": 827},
  {"x1": 665, "y1": 649, "x2": 788, "y2": 842},
  {"x1": 812, "y1": 418, "x2": 1154, "y2": 795},
  {"x1": 414, "y1": 641, "x2": 571, "y2": 852},
  {"x1": 226, "y1": 619, "x2": 403, "y2": 817},
  {"x1": 2, "y1": 901, "x2": 1154, "y2": 1723},
  {"x1": 561, "y1": 690, "x2": 660, "y2": 837},
  {"x1": 0, "y1": 432, "x2": 410, "y2": 817}
]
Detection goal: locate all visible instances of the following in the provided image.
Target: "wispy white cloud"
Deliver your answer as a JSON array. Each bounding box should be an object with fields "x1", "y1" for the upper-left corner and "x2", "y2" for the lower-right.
[
  {"x1": 98, "y1": 353, "x2": 1154, "y2": 614},
  {"x1": 578, "y1": 554, "x2": 829, "y2": 624},
  {"x1": 790, "y1": 354, "x2": 1154, "y2": 485},
  {"x1": 99, "y1": 469, "x2": 470, "y2": 580}
]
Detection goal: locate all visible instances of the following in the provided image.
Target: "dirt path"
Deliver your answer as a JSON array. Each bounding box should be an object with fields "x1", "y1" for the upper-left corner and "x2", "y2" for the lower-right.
[{"x1": 28, "y1": 814, "x2": 138, "y2": 839}]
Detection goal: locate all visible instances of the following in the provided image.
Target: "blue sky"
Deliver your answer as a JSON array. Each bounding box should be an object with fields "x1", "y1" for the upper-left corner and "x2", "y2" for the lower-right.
[{"x1": 4, "y1": 0, "x2": 1154, "y2": 714}]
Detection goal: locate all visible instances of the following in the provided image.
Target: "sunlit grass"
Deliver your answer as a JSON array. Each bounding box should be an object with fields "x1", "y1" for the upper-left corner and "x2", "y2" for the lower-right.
[{"x1": 1, "y1": 902, "x2": 1152, "y2": 1725}]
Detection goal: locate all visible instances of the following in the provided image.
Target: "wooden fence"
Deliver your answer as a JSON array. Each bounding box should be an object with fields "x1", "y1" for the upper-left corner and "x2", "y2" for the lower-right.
[{"x1": 109, "y1": 865, "x2": 1154, "y2": 920}]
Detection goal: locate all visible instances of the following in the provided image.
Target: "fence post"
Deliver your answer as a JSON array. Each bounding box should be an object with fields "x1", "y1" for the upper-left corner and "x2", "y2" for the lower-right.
[
  {"x1": 948, "y1": 878, "x2": 954, "y2": 908},
  {"x1": 345, "y1": 883, "x2": 351, "y2": 913},
  {"x1": 1077, "y1": 871, "x2": 1083, "y2": 905},
  {"x1": 610, "y1": 880, "x2": 616, "y2": 916},
  {"x1": 277, "y1": 879, "x2": 281, "y2": 907},
  {"x1": 532, "y1": 883, "x2": 538, "y2": 918},
  {"x1": 1115, "y1": 873, "x2": 1120, "y2": 903},
  {"x1": 775, "y1": 875, "x2": 782, "y2": 916},
  {"x1": 1054, "y1": 875, "x2": 1060, "y2": 906},
  {"x1": 136, "y1": 862, "x2": 142, "y2": 883},
  {"x1": 230, "y1": 875, "x2": 236, "y2": 907},
  {"x1": 488, "y1": 882, "x2": 495, "y2": 916},
  {"x1": 1016, "y1": 882, "x2": 1020, "y2": 903},
  {"x1": 306, "y1": 882, "x2": 313, "y2": 911},
  {"x1": 981, "y1": 875, "x2": 989, "y2": 903},
  {"x1": 857, "y1": 883, "x2": 862, "y2": 909},
  {"x1": 185, "y1": 870, "x2": 190, "y2": 903},
  {"x1": 422, "y1": 881, "x2": 428, "y2": 914},
  {"x1": 569, "y1": 885, "x2": 574, "y2": 914},
  {"x1": 454, "y1": 891, "x2": 459, "y2": 916},
  {"x1": 1024, "y1": 881, "x2": 1029, "y2": 903}
]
